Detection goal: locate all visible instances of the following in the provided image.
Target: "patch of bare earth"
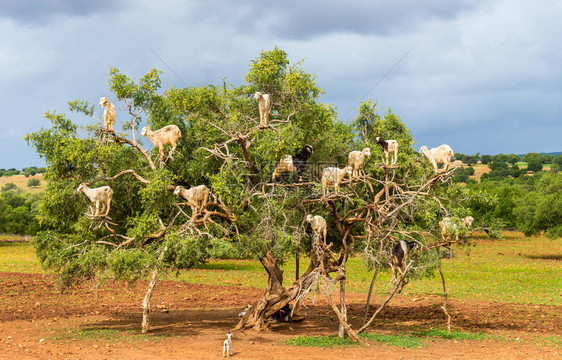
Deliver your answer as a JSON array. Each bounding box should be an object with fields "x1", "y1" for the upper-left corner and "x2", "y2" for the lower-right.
[{"x1": 0, "y1": 273, "x2": 559, "y2": 359}]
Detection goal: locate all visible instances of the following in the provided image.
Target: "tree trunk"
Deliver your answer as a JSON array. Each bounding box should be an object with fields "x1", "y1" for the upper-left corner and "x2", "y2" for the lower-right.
[
  {"x1": 362, "y1": 269, "x2": 379, "y2": 325},
  {"x1": 437, "y1": 251, "x2": 452, "y2": 334},
  {"x1": 236, "y1": 245, "x2": 324, "y2": 331},
  {"x1": 338, "y1": 278, "x2": 347, "y2": 338},
  {"x1": 141, "y1": 266, "x2": 159, "y2": 333},
  {"x1": 295, "y1": 250, "x2": 300, "y2": 281}
]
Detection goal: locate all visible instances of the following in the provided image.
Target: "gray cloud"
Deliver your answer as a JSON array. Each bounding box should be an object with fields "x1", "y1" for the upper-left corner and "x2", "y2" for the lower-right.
[
  {"x1": 0, "y1": 0, "x2": 119, "y2": 24},
  {"x1": 0, "y1": 0, "x2": 561, "y2": 169},
  {"x1": 195, "y1": 0, "x2": 483, "y2": 39}
]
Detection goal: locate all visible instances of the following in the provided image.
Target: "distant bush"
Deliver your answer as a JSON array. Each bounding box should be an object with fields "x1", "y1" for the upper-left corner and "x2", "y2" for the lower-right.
[
  {"x1": 526, "y1": 159, "x2": 543, "y2": 172},
  {"x1": 489, "y1": 161, "x2": 508, "y2": 171},
  {"x1": 480, "y1": 155, "x2": 493, "y2": 164},
  {"x1": 453, "y1": 166, "x2": 475, "y2": 183},
  {"x1": 27, "y1": 179, "x2": 41, "y2": 188},
  {"x1": 550, "y1": 155, "x2": 562, "y2": 173},
  {"x1": 0, "y1": 188, "x2": 41, "y2": 235},
  {"x1": 2, "y1": 182, "x2": 17, "y2": 192}
]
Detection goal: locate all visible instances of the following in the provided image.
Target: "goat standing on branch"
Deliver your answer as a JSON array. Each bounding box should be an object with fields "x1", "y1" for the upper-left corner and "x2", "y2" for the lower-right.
[
  {"x1": 439, "y1": 216, "x2": 474, "y2": 242},
  {"x1": 76, "y1": 183, "x2": 113, "y2": 217},
  {"x1": 348, "y1": 148, "x2": 371, "y2": 177},
  {"x1": 99, "y1": 97, "x2": 116, "y2": 132},
  {"x1": 173, "y1": 185, "x2": 211, "y2": 219},
  {"x1": 390, "y1": 240, "x2": 417, "y2": 283},
  {"x1": 306, "y1": 214, "x2": 327, "y2": 243},
  {"x1": 272, "y1": 145, "x2": 314, "y2": 182},
  {"x1": 419, "y1": 144, "x2": 454, "y2": 173},
  {"x1": 141, "y1": 125, "x2": 182, "y2": 162},
  {"x1": 321, "y1": 166, "x2": 352, "y2": 196},
  {"x1": 254, "y1": 91, "x2": 272, "y2": 129},
  {"x1": 375, "y1": 137, "x2": 398, "y2": 166}
]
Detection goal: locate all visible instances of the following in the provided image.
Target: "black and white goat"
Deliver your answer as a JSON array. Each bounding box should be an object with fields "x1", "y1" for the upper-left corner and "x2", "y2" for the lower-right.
[
  {"x1": 375, "y1": 136, "x2": 399, "y2": 166},
  {"x1": 271, "y1": 145, "x2": 314, "y2": 182},
  {"x1": 390, "y1": 240, "x2": 418, "y2": 281},
  {"x1": 222, "y1": 332, "x2": 233, "y2": 357}
]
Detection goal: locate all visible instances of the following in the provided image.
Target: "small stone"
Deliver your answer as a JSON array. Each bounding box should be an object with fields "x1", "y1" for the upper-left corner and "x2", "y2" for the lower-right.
[{"x1": 39, "y1": 338, "x2": 45, "y2": 343}]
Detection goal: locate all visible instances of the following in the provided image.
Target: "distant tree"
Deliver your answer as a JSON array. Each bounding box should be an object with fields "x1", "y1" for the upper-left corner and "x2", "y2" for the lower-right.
[
  {"x1": 23, "y1": 167, "x2": 38, "y2": 177},
  {"x1": 454, "y1": 153, "x2": 465, "y2": 161},
  {"x1": 462, "y1": 156, "x2": 478, "y2": 166},
  {"x1": 0, "y1": 190, "x2": 41, "y2": 235},
  {"x1": 526, "y1": 158, "x2": 543, "y2": 172},
  {"x1": 522, "y1": 152, "x2": 542, "y2": 163},
  {"x1": 1, "y1": 183, "x2": 17, "y2": 192},
  {"x1": 514, "y1": 173, "x2": 562, "y2": 238},
  {"x1": 541, "y1": 154, "x2": 554, "y2": 164},
  {"x1": 27, "y1": 179, "x2": 41, "y2": 188},
  {"x1": 453, "y1": 171, "x2": 469, "y2": 183},
  {"x1": 509, "y1": 165, "x2": 522, "y2": 178},
  {"x1": 494, "y1": 154, "x2": 509, "y2": 163},
  {"x1": 466, "y1": 166, "x2": 475, "y2": 175},
  {"x1": 4, "y1": 169, "x2": 20, "y2": 176},
  {"x1": 489, "y1": 162, "x2": 509, "y2": 171},
  {"x1": 551, "y1": 155, "x2": 562, "y2": 173},
  {"x1": 506, "y1": 154, "x2": 520, "y2": 165},
  {"x1": 480, "y1": 155, "x2": 493, "y2": 164}
]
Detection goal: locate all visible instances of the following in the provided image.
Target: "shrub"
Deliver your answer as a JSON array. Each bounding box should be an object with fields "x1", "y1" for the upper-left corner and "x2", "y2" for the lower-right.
[{"x1": 527, "y1": 159, "x2": 543, "y2": 172}]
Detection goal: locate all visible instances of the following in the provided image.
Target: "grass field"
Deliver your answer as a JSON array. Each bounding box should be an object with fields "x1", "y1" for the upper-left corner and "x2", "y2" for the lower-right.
[
  {"x1": 1, "y1": 231, "x2": 560, "y2": 306},
  {"x1": 0, "y1": 173, "x2": 44, "y2": 193}
]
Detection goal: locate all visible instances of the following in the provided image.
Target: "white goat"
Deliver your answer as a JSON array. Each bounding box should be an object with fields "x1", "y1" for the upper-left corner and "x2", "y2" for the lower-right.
[
  {"x1": 223, "y1": 332, "x2": 233, "y2": 357},
  {"x1": 375, "y1": 137, "x2": 399, "y2": 166},
  {"x1": 254, "y1": 92, "x2": 271, "y2": 128},
  {"x1": 99, "y1": 97, "x2": 116, "y2": 132},
  {"x1": 321, "y1": 166, "x2": 352, "y2": 196},
  {"x1": 306, "y1": 214, "x2": 327, "y2": 243},
  {"x1": 173, "y1": 185, "x2": 211, "y2": 218},
  {"x1": 419, "y1": 144, "x2": 454, "y2": 173},
  {"x1": 76, "y1": 183, "x2": 113, "y2": 216},
  {"x1": 238, "y1": 304, "x2": 252, "y2": 317},
  {"x1": 348, "y1": 148, "x2": 371, "y2": 177},
  {"x1": 141, "y1": 125, "x2": 182, "y2": 161},
  {"x1": 272, "y1": 155, "x2": 296, "y2": 181},
  {"x1": 439, "y1": 216, "x2": 474, "y2": 242}
]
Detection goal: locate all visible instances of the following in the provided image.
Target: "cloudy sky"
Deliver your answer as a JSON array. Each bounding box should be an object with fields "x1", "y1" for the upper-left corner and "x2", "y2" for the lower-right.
[{"x1": 1, "y1": 0, "x2": 561, "y2": 169}]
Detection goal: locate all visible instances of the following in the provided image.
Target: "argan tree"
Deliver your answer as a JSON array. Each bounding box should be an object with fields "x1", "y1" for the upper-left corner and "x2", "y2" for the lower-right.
[{"x1": 27, "y1": 47, "x2": 477, "y2": 337}]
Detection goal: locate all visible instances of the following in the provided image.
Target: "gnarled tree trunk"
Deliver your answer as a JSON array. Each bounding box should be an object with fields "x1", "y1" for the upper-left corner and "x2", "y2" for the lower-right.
[{"x1": 236, "y1": 245, "x2": 324, "y2": 330}]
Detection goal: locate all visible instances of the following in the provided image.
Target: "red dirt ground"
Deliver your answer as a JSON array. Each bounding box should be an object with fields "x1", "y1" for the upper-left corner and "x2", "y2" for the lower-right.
[{"x1": 0, "y1": 272, "x2": 560, "y2": 359}]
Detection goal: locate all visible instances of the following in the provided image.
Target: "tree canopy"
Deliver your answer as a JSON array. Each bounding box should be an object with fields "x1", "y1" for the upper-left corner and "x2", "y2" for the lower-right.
[{"x1": 27, "y1": 47, "x2": 487, "y2": 337}]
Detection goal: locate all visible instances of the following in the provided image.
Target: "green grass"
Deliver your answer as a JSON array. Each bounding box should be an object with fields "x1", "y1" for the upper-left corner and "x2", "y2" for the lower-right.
[
  {"x1": 54, "y1": 327, "x2": 166, "y2": 343},
  {"x1": 0, "y1": 242, "x2": 42, "y2": 273},
  {"x1": 0, "y1": 174, "x2": 44, "y2": 193},
  {"x1": 286, "y1": 329, "x2": 489, "y2": 348},
  {"x1": 359, "y1": 333, "x2": 427, "y2": 348},
  {"x1": 539, "y1": 335, "x2": 562, "y2": 348},
  {"x1": 413, "y1": 328, "x2": 489, "y2": 341},
  {"x1": 285, "y1": 335, "x2": 357, "y2": 348},
  {"x1": 2, "y1": 232, "x2": 561, "y2": 306},
  {"x1": 172, "y1": 232, "x2": 562, "y2": 306}
]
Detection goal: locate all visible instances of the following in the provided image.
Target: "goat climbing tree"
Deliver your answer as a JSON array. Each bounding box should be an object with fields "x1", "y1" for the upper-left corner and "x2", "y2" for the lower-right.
[{"x1": 27, "y1": 47, "x2": 484, "y2": 337}]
